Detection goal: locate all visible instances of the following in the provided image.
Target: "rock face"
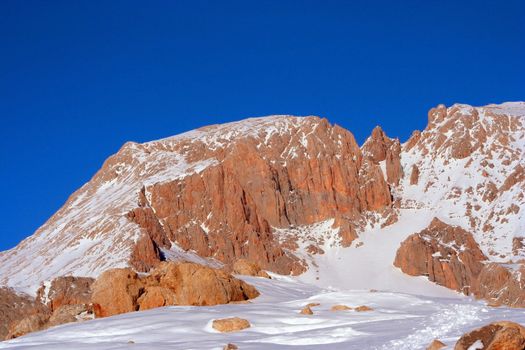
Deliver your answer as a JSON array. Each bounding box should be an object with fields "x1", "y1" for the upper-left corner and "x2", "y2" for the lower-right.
[
  {"x1": 0, "y1": 116, "x2": 398, "y2": 293},
  {"x1": 476, "y1": 263, "x2": 525, "y2": 307},
  {"x1": 36, "y1": 276, "x2": 94, "y2": 312},
  {"x1": 394, "y1": 218, "x2": 487, "y2": 295},
  {"x1": 232, "y1": 259, "x2": 270, "y2": 278},
  {"x1": 455, "y1": 321, "x2": 525, "y2": 350},
  {"x1": 362, "y1": 126, "x2": 404, "y2": 186},
  {"x1": 92, "y1": 262, "x2": 259, "y2": 318},
  {"x1": 91, "y1": 268, "x2": 144, "y2": 318},
  {"x1": 0, "y1": 102, "x2": 524, "y2": 311},
  {"x1": 0, "y1": 288, "x2": 48, "y2": 340}
]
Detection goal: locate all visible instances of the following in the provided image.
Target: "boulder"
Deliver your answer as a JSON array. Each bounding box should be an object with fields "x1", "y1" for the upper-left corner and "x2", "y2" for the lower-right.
[
  {"x1": 7, "y1": 313, "x2": 50, "y2": 339},
  {"x1": 91, "y1": 268, "x2": 144, "y2": 317},
  {"x1": 355, "y1": 305, "x2": 373, "y2": 312},
  {"x1": 0, "y1": 287, "x2": 49, "y2": 340},
  {"x1": 331, "y1": 304, "x2": 352, "y2": 311},
  {"x1": 455, "y1": 321, "x2": 525, "y2": 350},
  {"x1": 426, "y1": 339, "x2": 446, "y2": 350},
  {"x1": 232, "y1": 259, "x2": 270, "y2": 278},
  {"x1": 212, "y1": 317, "x2": 251, "y2": 333},
  {"x1": 300, "y1": 306, "x2": 313, "y2": 315},
  {"x1": 148, "y1": 262, "x2": 259, "y2": 306},
  {"x1": 36, "y1": 276, "x2": 94, "y2": 312},
  {"x1": 137, "y1": 286, "x2": 177, "y2": 311},
  {"x1": 394, "y1": 218, "x2": 486, "y2": 295}
]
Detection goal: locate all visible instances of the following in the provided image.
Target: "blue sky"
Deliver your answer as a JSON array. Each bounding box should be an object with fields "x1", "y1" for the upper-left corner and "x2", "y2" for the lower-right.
[{"x1": 0, "y1": 0, "x2": 523, "y2": 251}]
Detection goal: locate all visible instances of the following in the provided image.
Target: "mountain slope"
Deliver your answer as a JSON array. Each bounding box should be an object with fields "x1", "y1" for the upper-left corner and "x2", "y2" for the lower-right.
[{"x1": 0, "y1": 102, "x2": 524, "y2": 299}]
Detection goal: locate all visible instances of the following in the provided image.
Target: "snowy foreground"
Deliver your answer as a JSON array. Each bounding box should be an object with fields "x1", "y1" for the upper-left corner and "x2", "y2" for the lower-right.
[{"x1": 2, "y1": 275, "x2": 525, "y2": 350}]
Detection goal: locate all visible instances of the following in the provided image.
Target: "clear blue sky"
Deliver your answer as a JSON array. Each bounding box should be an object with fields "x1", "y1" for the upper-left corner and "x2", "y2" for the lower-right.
[{"x1": 0, "y1": 0, "x2": 523, "y2": 251}]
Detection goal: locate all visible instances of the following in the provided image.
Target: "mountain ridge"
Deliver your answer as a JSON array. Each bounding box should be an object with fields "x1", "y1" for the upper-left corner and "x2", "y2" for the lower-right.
[{"x1": 1, "y1": 102, "x2": 524, "y2": 300}]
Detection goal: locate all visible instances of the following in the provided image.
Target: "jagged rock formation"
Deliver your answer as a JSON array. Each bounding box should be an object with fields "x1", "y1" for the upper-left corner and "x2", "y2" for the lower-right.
[
  {"x1": 92, "y1": 262, "x2": 259, "y2": 318},
  {"x1": 0, "y1": 288, "x2": 48, "y2": 340},
  {"x1": 0, "y1": 116, "x2": 395, "y2": 293},
  {"x1": 0, "y1": 101, "x2": 523, "y2": 311},
  {"x1": 394, "y1": 218, "x2": 487, "y2": 295}
]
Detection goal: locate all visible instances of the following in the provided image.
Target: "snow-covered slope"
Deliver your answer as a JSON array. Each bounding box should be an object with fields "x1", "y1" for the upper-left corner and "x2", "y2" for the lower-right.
[
  {"x1": 0, "y1": 116, "x2": 327, "y2": 293},
  {"x1": 2, "y1": 275, "x2": 525, "y2": 350}
]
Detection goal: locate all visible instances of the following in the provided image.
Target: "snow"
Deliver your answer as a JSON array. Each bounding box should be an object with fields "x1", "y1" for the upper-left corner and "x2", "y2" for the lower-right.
[
  {"x1": 2, "y1": 275, "x2": 525, "y2": 350},
  {"x1": 297, "y1": 209, "x2": 459, "y2": 297},
  {"x1": 467, "y1": 340, "x2": 484, "y2": 350}
]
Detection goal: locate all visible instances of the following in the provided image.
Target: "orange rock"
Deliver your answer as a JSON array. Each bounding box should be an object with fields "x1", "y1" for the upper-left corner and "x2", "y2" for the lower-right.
[
  {"x1": 455, "y1": 321, "x2": 525, "y2": 350},
  {"x1": 306, "y1": 302, "x2": 320, "y2": 308},
  {"x1": 232, "y1": 259, "x2": 270, "y2": 278},
  {"x1": 137, "y1": 286, "x2": 177, "y2": 311},
  {"x1": 426, "y1": 339, "x2": 446, "y2": 350},
  {"x1": 7, "y1": 313, "x2": 50, "y2": 339},
  {"x1": 0, "y1": 287, "x2": 49, "y2": 340},
  {"x1": 212, "y1": 317, "x2": 251, "y2": 333},
  {"x1": 410, "y1": 164, "x2": 419, "y2": 185},
  {"x1": 149, "y1": 262, "x2": 259, "y2": 306},
  {"x1": 91, "y1": 268, "x2": 144, "y2": 318},
  {"x1": 331, "y1": 304, "x2": 352, "y2": 311},
  {"x1": 355, "y1": 305, "x2": 373, "y2": 312},
  {"x1": 223, "y1": 344, "x2": 238, "y2": 350},
  {"x1": 300, "y1": 306, "x2": 314, "y2": 315},
  {"x1": 36, "y1": 276, "x2": 94, "y2": 312},
  {"x1": 394, "y1": 218, "x2": 486, "y2": 295}
]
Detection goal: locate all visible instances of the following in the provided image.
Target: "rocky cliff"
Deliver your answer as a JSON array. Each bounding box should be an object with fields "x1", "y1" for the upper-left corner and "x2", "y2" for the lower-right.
[{"x1": 0, "y1": 102, "x2": 524, "y2": 307}]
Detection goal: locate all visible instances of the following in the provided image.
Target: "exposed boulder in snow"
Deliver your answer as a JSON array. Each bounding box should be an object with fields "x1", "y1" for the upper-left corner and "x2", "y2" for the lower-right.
[
  {"x1": 331, "y1": 304, "x2": 352, "y2": 311},
  {"x1": 92, "y1": 262, "x2": 259, "y2": 318},
  {"x1": 91, "y1": 268, "x2": 144, "y2": 318},
  {"x1": 454, "y1": 321, "x2": 525, "y2": 350},
  {"x1": 394, "y1": 218, "x2": 486, "y2": 295},
  {"x1": 232, "y1": 259, "x2": 270, "y2": 278},
  {"x1": 426, "y1": 339, "x2": 446, "y2": 350},
  {"x1": 146, "y1": 262, "x2": 259, "y2": 306},
  {"x1": 137, "y1": 286, "x2": 177, "y2": 311},
  {"x1": 355, "y1": 305, "x2": 373, "y2": 312},
  {"x1": 299, "y1": 306, "x2": 314, "y2": 315},
  {"x1": 212, "y1": 317, "x2": 251, "y2": 333}
]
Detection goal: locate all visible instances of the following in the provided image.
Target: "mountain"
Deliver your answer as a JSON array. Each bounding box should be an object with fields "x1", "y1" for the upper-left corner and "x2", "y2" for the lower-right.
[{"x1": 1, "y1": 102, "x2": 524, "y2": 305}]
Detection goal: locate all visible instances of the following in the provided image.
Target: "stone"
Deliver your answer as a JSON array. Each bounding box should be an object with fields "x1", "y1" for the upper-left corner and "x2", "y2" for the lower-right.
[
  {"x1": 300, "y1": 306, "x2": 313, "y2": 315},
  {"x1": 149, "y1": 262, "x2": 259, "y2": 306},
  {"x1": 394, "y1": 218, "x2": 486, "y2": 295},
  {"x1": 355, "y1": 305, "x2": 373, "y2": 312},
  {"x1": 426, "y1": 339, "x2": 446, "y2": 350},
  {"x1": 232, "y1": 259, "x2": 270, "y2": 278},
  {"x1": 223, "y1": 344, "x2": 238, "y2": 350},
  {"x1": 137, "y1": 286, "x2": 177, "y2": 311},
  {"x1": 331, "y1": 304, "x2": 352, "y2": 311},
  {"x1": 91, "y1": 268, "x2": 144, "y2": 318},
  {"x1": 36, "y1": 276, "x2": 94, "y2": 312},
  {"x1": 0, "y1": 287, "x2": 49, "y2": 340},
  {"x1": 7, "y1": 313, "x2": 50, "y2": 339},
  {"x1": 212, "y1": 317, "x2": 251, "y2": 333},
  {"x1": 455, "y1": 321, "x2": 525, "y2": 350}
]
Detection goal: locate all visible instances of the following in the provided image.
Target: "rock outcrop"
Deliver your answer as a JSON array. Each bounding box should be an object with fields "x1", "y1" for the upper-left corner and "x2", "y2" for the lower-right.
[
  {"x1": 0, "y1": 288, "x2": 49, "y2": 340},
  {"x1": 232, "y1": 259, "x2": 270, "y2": 278},
  {"x1": 91, "y1": 268, "x2": 144, "y2": 318},
  {"x1": 426, "y1": 339, "x2": 446, "y2": 350},
  {"x1": 36, "y1": 276, "x2": 94, "y2": 312},
  {"x1": 394, "y1": 218, "x2": 486, "y2": 295},
  {"x1": 455, "y1": 321, "x2": 525, "y2": 350},
  {"x1": 476, "y1": 263, "x2": 525, "y2": 307},
  {"x1": 92, "y1": 262, "x2": 259, "y2": 318},
  {"x1": 362, "y1": 126, "x2": 404, "y2": 186}
]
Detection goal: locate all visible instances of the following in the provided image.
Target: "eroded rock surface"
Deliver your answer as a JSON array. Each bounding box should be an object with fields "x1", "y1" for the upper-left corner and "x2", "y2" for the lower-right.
[{"x1": 455, "y1": 321, "x2": 525, "y2": 350}]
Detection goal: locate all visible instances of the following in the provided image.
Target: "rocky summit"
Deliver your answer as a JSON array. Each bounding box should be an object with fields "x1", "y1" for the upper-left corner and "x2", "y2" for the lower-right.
[{"x1": 1, "y1": 102, "x2": 525, "y2": 345}]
